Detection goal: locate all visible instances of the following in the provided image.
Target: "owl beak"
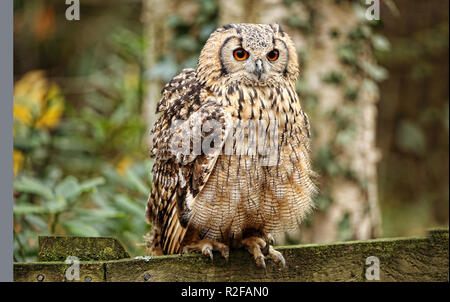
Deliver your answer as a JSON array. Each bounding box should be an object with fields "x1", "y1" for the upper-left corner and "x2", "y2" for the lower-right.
[{"x1": 254, "y1": 59, "x2": 263, "y2": 80}]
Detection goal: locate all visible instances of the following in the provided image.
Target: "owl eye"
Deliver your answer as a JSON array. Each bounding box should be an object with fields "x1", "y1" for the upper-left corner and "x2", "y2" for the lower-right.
[
  {"x1": 233, "y1": 48, "x2": 248, "y2": 61},
  {"x1": 266, "y1": 49, "x2": 279, "y2": 61}
]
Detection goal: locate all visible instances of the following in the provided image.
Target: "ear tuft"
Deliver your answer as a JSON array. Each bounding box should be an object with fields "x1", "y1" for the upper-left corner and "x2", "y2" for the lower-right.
[{"x1": 271, "y1": 22, "x2": 284, "y2": 34}]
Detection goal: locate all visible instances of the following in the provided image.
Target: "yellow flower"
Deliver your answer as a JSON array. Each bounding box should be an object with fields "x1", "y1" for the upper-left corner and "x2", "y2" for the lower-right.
[
  {"x1": 14, "y1": 70, "x2": 48, "y2": 106},
  {"x1": 13, "y1": 103, "x2": 32, "y2": 125},
  {"x1": 14, "y1": 71, "x2": 65, "y2": 130},
  {"x1": 46, "y1": 83, "x2": 61, "y2": 101},
  {"x1": 35, "y1": 99, "x2": 64, "y2": 129},
  {"x1": 13, "y1": 149, "x2": 24, "y2": 176},
  {"x1": 116, "y1": 157, "x2": 133, "y2": 176}
]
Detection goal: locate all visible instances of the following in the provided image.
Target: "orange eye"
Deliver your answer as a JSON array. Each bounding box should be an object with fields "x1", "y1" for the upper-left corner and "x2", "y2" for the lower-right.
[
  {"x1": 233, "y1": 48, "x2": 248, "y2": 61},
  {"x1": 267, "y1": 49, "x2": 279, "y2": 61}
]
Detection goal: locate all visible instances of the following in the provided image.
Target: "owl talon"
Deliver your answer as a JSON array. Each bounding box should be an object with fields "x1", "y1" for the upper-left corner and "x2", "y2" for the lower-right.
[
  {"x1": 181, "y1": 246, "x2": 190, "y2": 255},
  {"x1": 202, "y1": 246, "x2": 214, "y2": 261},
  {"x1": 242, "y1": 236, "x2": 268, "y2": 269},
  {"x1": 267, "y1": 246, "x2": 286, "y2": 267},
  {"x1": 182, "y1": 238, "x2": 229, "y2": 261},
  {"x1": 261, "y1": 241, "x2": 270, "y2": 255},
  {"x1": 256, "y1": 255, "x2": 266, "y2": 270},
  {"x1": 220, "y1": 248, "x2": 230, "y2": 261}
]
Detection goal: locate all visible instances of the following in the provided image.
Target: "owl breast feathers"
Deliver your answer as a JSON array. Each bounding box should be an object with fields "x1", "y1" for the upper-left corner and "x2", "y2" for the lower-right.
[{"x1": 146, "y1": 23, "x2": 315, "y2": 257}]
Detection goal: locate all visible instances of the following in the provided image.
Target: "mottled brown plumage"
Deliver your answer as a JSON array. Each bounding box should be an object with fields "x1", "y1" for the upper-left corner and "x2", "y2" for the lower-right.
[{"x1": 145, "y1": 23, "x2": 315, "y2": 267}]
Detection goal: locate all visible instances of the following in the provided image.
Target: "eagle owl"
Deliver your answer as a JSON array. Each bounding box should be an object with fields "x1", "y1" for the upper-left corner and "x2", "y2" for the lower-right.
[{"x1": 146, "y1": 23, "x2": 315, "y2": 268}]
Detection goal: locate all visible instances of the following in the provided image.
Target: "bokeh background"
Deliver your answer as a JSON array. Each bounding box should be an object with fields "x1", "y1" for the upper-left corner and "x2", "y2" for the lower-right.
[{"x1": 13, "y1": 0, "x2": 449, "y2": 261}]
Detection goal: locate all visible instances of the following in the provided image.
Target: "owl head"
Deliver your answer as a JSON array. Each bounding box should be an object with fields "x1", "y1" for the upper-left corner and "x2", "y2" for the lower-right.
[{"x1": 197, "y1": 23, "x2": 299, "y2": 88}]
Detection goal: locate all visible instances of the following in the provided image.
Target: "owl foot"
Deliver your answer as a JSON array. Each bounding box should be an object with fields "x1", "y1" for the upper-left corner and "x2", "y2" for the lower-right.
[
  {"x1": 241, "y1": 236, "x2": 286, "y2": 269},
  {"x1": 241, "y1": 236, "x2": 267, "y2": 269},
  {"x1": 267, "y1": 245, "x2": 286, "y2": 267},
  {"x1": 182, "y1": 238, "x2": 230, "y2": 261},
  {"x1": 261, "y1": 233, "x2": 275, "y2": 254}
]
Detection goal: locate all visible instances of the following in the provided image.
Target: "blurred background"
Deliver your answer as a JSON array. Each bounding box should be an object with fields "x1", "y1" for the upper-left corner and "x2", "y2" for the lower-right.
[{"x1": 13, "y1": 0, "x2": 449, "y2": 261}]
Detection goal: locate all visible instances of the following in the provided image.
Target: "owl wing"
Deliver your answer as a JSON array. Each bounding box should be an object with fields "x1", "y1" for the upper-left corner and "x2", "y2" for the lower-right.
[{"x1": 146, "y1": 69, "x2": 231, "y2": 254}]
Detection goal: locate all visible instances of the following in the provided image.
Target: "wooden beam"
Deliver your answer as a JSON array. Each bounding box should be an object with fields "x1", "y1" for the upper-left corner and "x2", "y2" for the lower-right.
[{"x1": 13, "y1": 229, "x2": 448, "y2": 282}]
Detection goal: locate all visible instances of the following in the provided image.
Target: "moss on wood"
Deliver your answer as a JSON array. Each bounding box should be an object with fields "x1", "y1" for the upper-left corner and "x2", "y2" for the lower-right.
[
  {"x1": 38, "y1": 236, "x2": 130, "y2": 262},
  {"x1": 14, "y1": 229, "x2": 448, "y2": 282}
]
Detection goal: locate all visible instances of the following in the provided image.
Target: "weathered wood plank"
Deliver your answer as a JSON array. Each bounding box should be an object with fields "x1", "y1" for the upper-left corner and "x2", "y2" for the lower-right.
[
  {"x1": 38, "y1": 236, "x2": 130, "y2": 261},
  {"x1": 14, "y1": 229, "x2": 449, "y2": 282},
  {"x1": 14, "y1": 262, "x2": 105, "y2": 282}
]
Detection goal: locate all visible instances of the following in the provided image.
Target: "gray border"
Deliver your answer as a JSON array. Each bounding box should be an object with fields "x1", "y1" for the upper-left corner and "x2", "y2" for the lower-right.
[{"x1": 0, "y1": 0, "x2": 13, "y2": 282}]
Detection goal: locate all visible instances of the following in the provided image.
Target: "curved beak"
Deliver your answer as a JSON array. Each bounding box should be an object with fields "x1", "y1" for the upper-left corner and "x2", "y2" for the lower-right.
[{"x1": 254, "y1": 59, "x2": 263, "y2": 80}]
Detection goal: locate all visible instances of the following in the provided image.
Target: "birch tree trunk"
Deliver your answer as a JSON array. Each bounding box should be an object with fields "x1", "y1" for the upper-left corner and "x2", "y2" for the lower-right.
[{"x1": 141, "y1": 0, "x2": 173, "y2": 147}]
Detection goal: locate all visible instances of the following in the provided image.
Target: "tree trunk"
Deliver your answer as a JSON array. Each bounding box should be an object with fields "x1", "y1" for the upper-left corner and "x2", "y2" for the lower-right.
[{"x1": 141, "y1": 0, "x2": 173, "y2": 147}]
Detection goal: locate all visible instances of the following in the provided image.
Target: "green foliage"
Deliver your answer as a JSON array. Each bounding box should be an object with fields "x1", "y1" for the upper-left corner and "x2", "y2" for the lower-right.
[
  {"x1": 344, "y1": 86, "x2": 359, "y2": 100},
  {"x1": 371, "y1": 34, "x2": 391, "y2": 52},
  {"x1": 322, "y1": 71, "x2": 345, "y2": 85},
  {"x1": 149, "y1": 0, "x2": 218, "y2": 81},
  {"x1": 375, "y1": 22, "x2": 449, "y2": 67},
  {"x1": 284, "y1": 16, "x2": 312, "y2": 33},
  {"x1": 359, "y1": 60, "x2": 388, "y2": 82},
  {"x1": 395, "y1": 120, "x2": 427, "y2": 155},
  {"x1": 315, "y1": 193, "x2": 333, "y2": 212},
  {"x1": 337, "y1": 213, "x2": 352, "y2": 241},
  {"x1": 13, "y1": 2, "x2": 149, "y2": 261}
]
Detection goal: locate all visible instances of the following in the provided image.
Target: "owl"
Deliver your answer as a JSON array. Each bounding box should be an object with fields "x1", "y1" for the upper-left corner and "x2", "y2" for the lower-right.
[{"x1": 145, "y1": 23, "x2": 315, "y2": 268}]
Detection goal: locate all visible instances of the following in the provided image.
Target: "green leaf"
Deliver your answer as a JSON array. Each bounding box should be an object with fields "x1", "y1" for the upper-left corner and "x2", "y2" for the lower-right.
[
  {"x1": 315, "y1": 195, "x2": 333, "y2": 211},
  {"x1": 125, "y1": 169, "x2": 149, "y2": 195},
  {"x1": 14, "y1": 204, "x2": 48, "y2": 215},
  {"x1": 79, "y1": 177, "x2": 105, "y2": 192},
  {"x1": 336, "y1": 128, "x2": 356, "y2": 147},
  {"x1": 24, "y1": 214, "x2": 49, "y2": 232},
  {"x1": 360, "y1": 61, "x2": 388, "y2": 82},
  {"x1": 345, "y1": 86, "x2": 359, "y2": 100},
  {"x1": 147, "y1": 56, "x2": 179, "y2": 82},
  {"x1": 114, "y1": 194, "x2": 145, "y2": 217},
  {"x1": 322, "y1": 71, "x2": 345, "y2": 84},
  {"x1": 338, "y1": 45, "x2": 358, "y2": 65},
  {"x1": 167, "y1": 14, "x2": 185, "y2": 28},
  {"x1": 64, "y1": 220, "x2": 100, "y2": 237},
  {"x1": 14, "y1": 198, "x2": 67, "y2": 215},
  {"x1": 54, "y1": 176, "x2": 104, "y2": 202},
  {"x1": 371, "y1": 34, "x2": 391, "y2": 52},
  {"x1": 45, "y1": 199, "x2": 67, "y2": 213},
  {"x1": 55, "y1": 176, "x2": 80, "y2": 200},
  {"x1": 14, "y1": 177, "x2": 54, "y2": 200},
  {"x1": 73, "y1": 208, "x2": 125, "y2": 219},
  {"x1": 337, "y1": 213, "x2": 352, "y2": 241}
]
